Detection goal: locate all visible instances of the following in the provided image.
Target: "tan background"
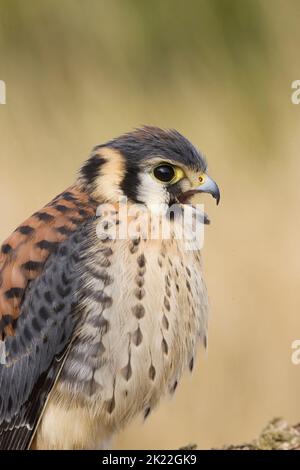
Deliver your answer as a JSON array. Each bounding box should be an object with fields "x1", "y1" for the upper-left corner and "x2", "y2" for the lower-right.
[{"x1": 0, "y1": 0, "x2": 300, "y2": 449}]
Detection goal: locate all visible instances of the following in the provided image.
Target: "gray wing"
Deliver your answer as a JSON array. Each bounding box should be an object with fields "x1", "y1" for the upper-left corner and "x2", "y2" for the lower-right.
[{"x1": 0, "y1": 222, "x2": 92, "y2": 449}]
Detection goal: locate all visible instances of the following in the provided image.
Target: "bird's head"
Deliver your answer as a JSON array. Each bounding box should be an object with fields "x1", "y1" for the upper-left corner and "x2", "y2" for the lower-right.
[{"x1": 79, "y1": 126, "x2": 220, "y2": 220}]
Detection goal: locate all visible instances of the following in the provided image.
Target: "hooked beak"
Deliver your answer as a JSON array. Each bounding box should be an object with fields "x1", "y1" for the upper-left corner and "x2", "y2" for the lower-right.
[{"x1": 178, "y1": 174, "x2": 220, "y2": 205}]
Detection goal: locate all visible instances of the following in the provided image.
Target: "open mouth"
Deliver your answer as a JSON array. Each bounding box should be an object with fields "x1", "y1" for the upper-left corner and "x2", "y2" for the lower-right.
[{"x1": 177, "y1": 191, "x2": 211, "y2": 225}]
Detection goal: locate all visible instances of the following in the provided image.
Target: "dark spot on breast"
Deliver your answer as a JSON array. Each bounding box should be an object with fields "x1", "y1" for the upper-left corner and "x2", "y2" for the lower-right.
[
  {"x1": 105, "y1": 396, "x2": 115, "y2": 414},
  {"x1": 175, "y1": 283, "x2": 180, "y2": 292},
  {"x1": 132, "y1": 326, "x2": 143, "y2": 346},
  {"x1": 171, "y1": 380, "x2": 178, "y2": 393},
  {"x1": 186, "y1": 280, "x2": 191, "y2": 292},
  {"x1": 189, "y1": 357, "x2": 194, "y2": 372},
  {"x1": 186, "y1": 267, "x2": 191, "y2": 277},
  {"x1": 144, "y1": 406, "x2": 151, "y2": 419},
  {"x1": 121, "y1": 360, "x2": 132, "y2": 381},
  {"x1": 98, "y1": 317, "x2": 110, "y2": 334},
  {"x1": 162, "y1": 338, "x2": 168, "y2": 355},
  {"x1": 101, "y1": 247, "x2": 113, "y2": 257},
  {"x1": 162, "y1": 314, "x2": 169, "y2": 330},
  {"x1": 149, "y1": 364, "x2": 156, "y2": 380},
  {"x1": 129, "y1": 243, "x2": 138, "y2": 254},
  {"x1": 164, "y1": 297, "x2": 170, "y2": 311},
  {"x1": 137, "y1": 254, "x2": 146, "y2": 268},
  {"x1": 135, "y1": 288, "x2": 145, "y2": 300},
  {"x1": 135, "y1": 275, "x2": 144, "y2": 288},
  {"x1": 132, "y1": 304, "x2": 145, "y2": 319},
  {"x1": 99, "y1": 258, "x2": 111, "y2": 268}
]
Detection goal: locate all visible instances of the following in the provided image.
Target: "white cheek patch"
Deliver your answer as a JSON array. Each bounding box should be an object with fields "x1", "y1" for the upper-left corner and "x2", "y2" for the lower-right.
[{"x1": 137, "y1": 173, "x2": 170, "y2": 209}]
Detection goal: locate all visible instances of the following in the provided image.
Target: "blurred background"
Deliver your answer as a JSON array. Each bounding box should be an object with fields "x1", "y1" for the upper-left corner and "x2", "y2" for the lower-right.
[{"x1": 0, "y1": 0, "x2": 300, "y2": 449}]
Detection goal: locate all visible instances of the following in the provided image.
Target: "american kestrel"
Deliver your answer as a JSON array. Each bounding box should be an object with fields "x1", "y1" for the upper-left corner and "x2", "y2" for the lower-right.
[{"x1": 0, "y1": 127, "x2": 220, "y2": 449}]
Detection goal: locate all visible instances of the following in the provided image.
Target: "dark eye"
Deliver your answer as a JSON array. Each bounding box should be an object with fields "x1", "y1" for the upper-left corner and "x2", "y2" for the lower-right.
[{"x1": 153, "y1": 164, "x2": 175, "y2": 183}]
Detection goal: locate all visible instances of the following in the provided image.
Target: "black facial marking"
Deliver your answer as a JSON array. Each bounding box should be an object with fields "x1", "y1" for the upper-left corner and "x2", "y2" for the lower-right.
[
  {"x1": 80, "y1": 155, "x2": 106, "y2": 186},
  {"x1": 120, "y1": 160, "x2": 140, "y2": 203}
]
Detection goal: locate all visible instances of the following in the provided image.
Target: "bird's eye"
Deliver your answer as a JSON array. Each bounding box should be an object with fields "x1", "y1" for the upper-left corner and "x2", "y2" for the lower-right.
[{"x1": 153, "y1": 164, "x2": 184, "y2": 184}]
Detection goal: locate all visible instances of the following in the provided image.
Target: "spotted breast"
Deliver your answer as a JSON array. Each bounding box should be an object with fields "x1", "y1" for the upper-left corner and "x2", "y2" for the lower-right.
[{"x1": 33, "y1": 212, "x2": 208, "y2": 450}]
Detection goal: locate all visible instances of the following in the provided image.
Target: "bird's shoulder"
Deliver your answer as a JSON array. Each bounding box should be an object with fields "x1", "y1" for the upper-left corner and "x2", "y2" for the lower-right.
[{"x1": 0, "y1": 185, "x2": 97, "y2": 339}]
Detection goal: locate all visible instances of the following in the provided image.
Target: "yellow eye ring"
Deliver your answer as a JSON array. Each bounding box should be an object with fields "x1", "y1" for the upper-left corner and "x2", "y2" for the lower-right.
[
  {"x1": 198, "y1": 174, "x2": 206, "y2": 185},
  {"x1": 152, "y1": 164, "x2": 185, "y2": 185}
]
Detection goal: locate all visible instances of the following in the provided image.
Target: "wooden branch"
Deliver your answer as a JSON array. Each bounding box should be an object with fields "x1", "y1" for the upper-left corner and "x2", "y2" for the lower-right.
[{"x1": 182, "y1": 418, "x2": 300, "y2": 450}]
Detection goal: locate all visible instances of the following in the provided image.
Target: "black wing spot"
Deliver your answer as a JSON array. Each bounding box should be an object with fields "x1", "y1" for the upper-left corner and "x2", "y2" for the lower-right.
[
  {"x1": 44, "y1": 291, "x2": 53, "y2": 304},
  {"x1": 36, "y1": 240, "x2": 59, "y2": 252},
  {"x1": 18, "y1": 226, "x2": 34, "y2": 235},
  {"x1": 56, "y1": 285, "x2": 72, "y2": 298},
  {"x1": 1, "y1": 244, "x2": 12, "y2": 254},
  {"x1": 34, "y1": 212, "x2": 55, "y2": 222},
  {"x1": 21, "y1": 261, "x2": 43, "y2": 272},
  {"x1": 55, "y1": 226, "x2": 74, "y2": 236},
  {"x1": 5, "y1": 288, "x2": 24, "y2": 299},
  {"x1": 54, "y1": 205, "x2": 70, "y2": 214},
  {"x1": 38, "y1": 306, "x2": 50, "y2": 321},
  {"x1": 31, "y1": 317, "x2": 41, "y2": 332},
  {"x1": 23, "y1": 325, "x2": 32, "y2": 342},
  {"x1": 58, "y1": 246, "x2": 68, "y2": 256},
  {"x1": 62, "y1": 192, "x2": 76, "y2": 201}
]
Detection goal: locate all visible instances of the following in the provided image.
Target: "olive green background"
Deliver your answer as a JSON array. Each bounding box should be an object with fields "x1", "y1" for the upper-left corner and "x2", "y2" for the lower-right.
[{"x1": 0, "y1": 0, "x2": 300, "y2": 449}]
